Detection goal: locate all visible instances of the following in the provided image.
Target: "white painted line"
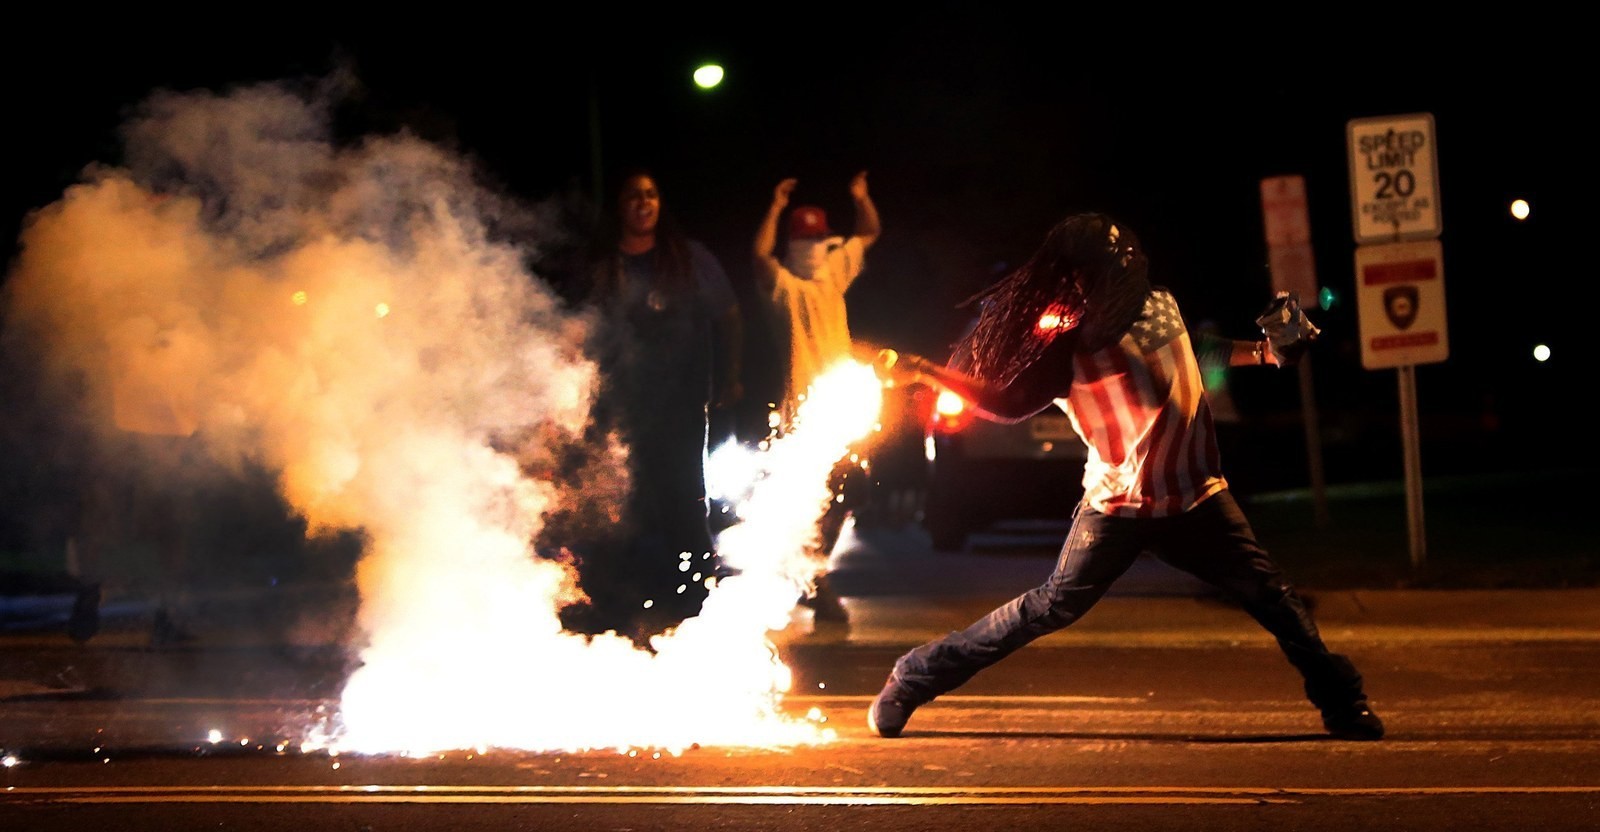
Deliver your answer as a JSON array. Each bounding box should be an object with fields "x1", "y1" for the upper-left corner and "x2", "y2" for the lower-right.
[{"x1": 8, "y1": 784, "x2": 1599, "y2": 808}]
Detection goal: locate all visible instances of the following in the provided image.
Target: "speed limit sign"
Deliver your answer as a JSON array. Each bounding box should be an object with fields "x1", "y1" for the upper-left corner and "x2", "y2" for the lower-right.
[{"x1": 1347, "y1": 112, "x2": 1441, "y2": 244}]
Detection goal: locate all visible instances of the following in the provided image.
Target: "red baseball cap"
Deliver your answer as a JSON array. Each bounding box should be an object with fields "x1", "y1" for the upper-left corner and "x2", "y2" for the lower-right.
[{"x1": 789, "y1": 205, "x2": 831, "y2": 238}]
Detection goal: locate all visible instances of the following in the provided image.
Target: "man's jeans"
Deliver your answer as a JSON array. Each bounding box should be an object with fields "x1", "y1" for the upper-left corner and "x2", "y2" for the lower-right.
[{"x1": 891, "y1": 490, "x2": 1368, "y2": 713}]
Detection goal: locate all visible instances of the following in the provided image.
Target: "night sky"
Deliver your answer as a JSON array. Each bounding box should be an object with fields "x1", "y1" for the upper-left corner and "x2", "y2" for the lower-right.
[{"x1": 5, "y1": 12, "x2": 1589, "y2": 482}]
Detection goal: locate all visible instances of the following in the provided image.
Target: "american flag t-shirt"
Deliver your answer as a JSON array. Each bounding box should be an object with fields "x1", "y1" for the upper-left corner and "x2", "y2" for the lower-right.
[{"x1": 1065, "y1": 289, "x2": 1227, "y2": 517}]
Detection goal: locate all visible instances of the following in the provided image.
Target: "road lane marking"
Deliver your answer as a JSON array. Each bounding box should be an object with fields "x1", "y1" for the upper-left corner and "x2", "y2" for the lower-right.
[
  {"x1": 41, "y1": 795, "x2": 1290, "y2": 805},
  {"x1": 48, "y1": 694, "x2": 1143, "y2": 707},
  {"x1": 788, "y1": 695, "x2": 1143, "y2": 704},
  {"x1": 6, "y1": 785, "x2": 1600, "y2": 807},
  {"x1": 106, "y1": 699, "x2": 328, "y2": 706}
]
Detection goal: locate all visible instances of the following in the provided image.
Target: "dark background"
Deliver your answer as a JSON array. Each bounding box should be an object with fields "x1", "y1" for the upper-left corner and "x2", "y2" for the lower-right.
[{"x1": 3, "y1": 10, "x2": 1589, "y2": 492}]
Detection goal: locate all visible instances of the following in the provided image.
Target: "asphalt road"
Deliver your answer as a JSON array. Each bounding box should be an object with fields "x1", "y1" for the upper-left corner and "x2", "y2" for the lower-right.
[
  {"x1": 3, "y1": 639, "x2": 1598, "y2": 830},
  {"x1": 4, "y1": 520, "x2": 1600, "y2": 830}
]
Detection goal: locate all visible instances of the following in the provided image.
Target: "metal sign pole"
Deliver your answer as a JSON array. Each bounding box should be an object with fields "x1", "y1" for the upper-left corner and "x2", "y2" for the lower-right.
[
  {"x1": 1259, "y1": 175, "x2": 1329, "y2": 527},
  {"x1": 1397, "y1": 363, "x2": 1426, "y2": 571},
  {"x1": 1296, "y1": 356, "x2": 1330, "y2": 528}
]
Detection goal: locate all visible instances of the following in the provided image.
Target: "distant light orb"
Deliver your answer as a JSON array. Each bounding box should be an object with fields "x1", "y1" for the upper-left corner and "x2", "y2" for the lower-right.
[
  {"x1": 1317, "y1": 286, "x2": 1337, "y2": 310},
  {"x1": 1533, "y1": 344, "x2": 1551, "y2": 362},
  {"x1": 291, "y1": 290, "x2": 308, "y2": 306},
  {"x1": 375, "y1": 302, "x2": 390, "y2": 318},
  {"x1": 693, "y1": 64, "x2": 724, "y2": 90},
  {"x1": 1510, "y1": 199, "x2": 1530, "y2": 221}
]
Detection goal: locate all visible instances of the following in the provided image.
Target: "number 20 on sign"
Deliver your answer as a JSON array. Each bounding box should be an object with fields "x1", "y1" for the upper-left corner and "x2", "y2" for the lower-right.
[{"x1": 1347, "y1": 112, "x2": 1442, "y2": 244}]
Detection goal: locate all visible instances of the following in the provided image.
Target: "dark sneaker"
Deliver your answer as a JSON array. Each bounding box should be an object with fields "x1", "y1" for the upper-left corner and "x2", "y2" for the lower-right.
[
  {"x1": 868, "y1": 678, "x2": 919, "y2": 738},
  {"x1": 1323, "y1": 704, "x2": 1385, "y2": 741}
]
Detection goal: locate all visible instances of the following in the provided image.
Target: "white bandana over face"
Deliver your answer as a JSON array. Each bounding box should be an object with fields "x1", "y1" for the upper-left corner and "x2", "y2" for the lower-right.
[{"x1": 783, "y1": 236, "x2": 844, "y2": 280}]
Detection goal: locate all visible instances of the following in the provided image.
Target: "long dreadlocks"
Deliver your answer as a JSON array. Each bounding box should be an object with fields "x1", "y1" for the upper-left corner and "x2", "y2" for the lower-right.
[{"x1": 954, "y1": 212, "x2": 1151, "y2": 386}]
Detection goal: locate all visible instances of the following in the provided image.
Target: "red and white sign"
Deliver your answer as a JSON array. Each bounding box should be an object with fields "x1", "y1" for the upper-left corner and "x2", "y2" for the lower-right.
[
  {"x1": 1262, "y1": 174, "x2": 1312, "y2": 248},
  {"x1": 1260, "y1": 175, "x2": 1318, "y2": 300},
  {"x1": 1355, "y1": 240, "x2": 1448, "y2": 369}
]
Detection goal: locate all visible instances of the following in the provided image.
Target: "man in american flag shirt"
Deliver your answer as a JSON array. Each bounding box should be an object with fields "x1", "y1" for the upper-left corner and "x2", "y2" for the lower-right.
[{"x1": 867, "y1": 212, "x2": 1384, "y2": 742}]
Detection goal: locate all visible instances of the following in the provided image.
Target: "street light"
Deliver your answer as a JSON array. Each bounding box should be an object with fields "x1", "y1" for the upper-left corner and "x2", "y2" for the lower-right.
[
  {"x1": 587, "y1": 62, "x2": 727, "y2": 215},
  {"x1": 693, "y1": 63, "x2": 725, "y2": 90}
]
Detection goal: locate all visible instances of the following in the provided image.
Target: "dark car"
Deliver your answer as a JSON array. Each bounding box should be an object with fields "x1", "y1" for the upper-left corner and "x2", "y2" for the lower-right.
[{"x1": 920, "y1": 386, "x2": 1088, "y2": 551}]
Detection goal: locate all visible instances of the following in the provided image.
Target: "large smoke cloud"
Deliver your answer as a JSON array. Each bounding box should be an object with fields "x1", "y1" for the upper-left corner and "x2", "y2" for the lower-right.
[{"x1": 1, "y1": 72, "x2": 849, "y2": 754}]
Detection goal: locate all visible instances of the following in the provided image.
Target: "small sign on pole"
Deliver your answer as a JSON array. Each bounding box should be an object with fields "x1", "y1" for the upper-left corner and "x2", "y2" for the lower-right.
[
  {"x1": 1355, "y1": 239, "x2": 1449, "y2": 370},
  {"x1": 1260, "y1": 175, "x2": 1319, "y2": 301},
  {"x1": 1259, "y1": 174, "x2": 1327, "y2": 526}
]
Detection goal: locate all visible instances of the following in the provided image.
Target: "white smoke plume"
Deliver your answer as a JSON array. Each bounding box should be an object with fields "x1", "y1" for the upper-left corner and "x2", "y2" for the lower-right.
[{"x1": 2, "y1": 74, "x2": 851, "y2": 754}]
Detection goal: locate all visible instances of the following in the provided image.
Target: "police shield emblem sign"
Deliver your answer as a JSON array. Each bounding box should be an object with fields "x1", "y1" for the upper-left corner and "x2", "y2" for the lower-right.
[
  {"x1": 1383, "y1": 285, "x2": 1419, "y2": 330},
  {"x1": 1356, "y1": 239, "x2": 1447, "y2": 369}
]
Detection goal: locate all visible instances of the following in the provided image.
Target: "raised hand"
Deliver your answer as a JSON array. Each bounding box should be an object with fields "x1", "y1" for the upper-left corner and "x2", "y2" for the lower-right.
[
  {"x1": 773, "y1": 178, "x2": 797, "y2": 208},
  {"x1": 849, "y1": 170, "x2": 870, "y2": 201}
]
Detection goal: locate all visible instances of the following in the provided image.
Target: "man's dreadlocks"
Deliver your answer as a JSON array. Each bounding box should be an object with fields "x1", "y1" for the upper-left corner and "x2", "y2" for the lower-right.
[{"x1": 954, "y1": 212, "x2": 1151, "y2": 386}]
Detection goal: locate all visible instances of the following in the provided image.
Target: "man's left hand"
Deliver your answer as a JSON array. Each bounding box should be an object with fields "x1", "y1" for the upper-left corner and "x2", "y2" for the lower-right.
[{"x1": 1256, "y1": 291, "x2": 1321, "y2": 366}]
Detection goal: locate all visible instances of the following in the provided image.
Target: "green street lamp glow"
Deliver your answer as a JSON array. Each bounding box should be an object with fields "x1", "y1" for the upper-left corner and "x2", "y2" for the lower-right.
[{"x1": 693, "y1": 63, "x2": 725, "y2": 90}]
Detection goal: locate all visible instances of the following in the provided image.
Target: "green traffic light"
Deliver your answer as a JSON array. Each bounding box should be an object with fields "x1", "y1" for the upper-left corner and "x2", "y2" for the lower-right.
[{"x1": 1318, "y1": 286, "x2": 1337, "y2": 311}]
